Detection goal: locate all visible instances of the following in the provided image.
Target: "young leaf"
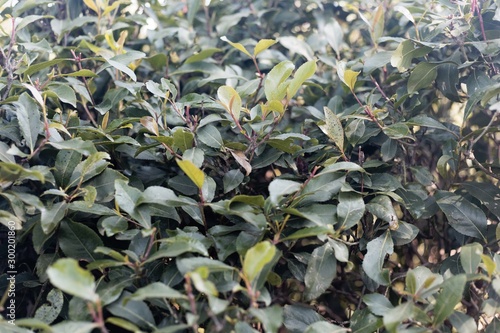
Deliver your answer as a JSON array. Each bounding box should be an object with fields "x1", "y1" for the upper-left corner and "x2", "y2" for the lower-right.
[
  {"x1": 176, "y1": 159, "x2": 205, "y2": 189},
  {"x1": 243, "y1": 241, "x2": 277, "y2": 284},
  {"x1": 254, "y1": 39, "x2": 277, "y2": 56},
  {"x1": 47, "y1": 258, "x2": 99, "y2": 303},
  {"x1": 264, "y1": 61, "x2": 295, "y2": 101},
  {"x1": 343, "y1": 69, "x2": 360, "y2": 91},
  {"x1": 217, "y1": 85, "x2": 242, "y2": 120},
  {"x1": 221, "y1": 36, "x2": 252, "y2": 57},
  {"x1": 287, "y1": 60, "x2": 317, "y2": 100}
]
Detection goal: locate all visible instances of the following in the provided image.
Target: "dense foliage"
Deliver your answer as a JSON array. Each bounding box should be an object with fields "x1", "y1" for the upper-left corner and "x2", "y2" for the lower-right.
[{"x1": 1, "y1": 0, "x2": 500, "y2": 332}]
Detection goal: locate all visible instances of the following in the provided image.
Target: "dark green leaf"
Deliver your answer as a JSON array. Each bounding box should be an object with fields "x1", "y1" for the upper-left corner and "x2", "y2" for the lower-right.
[
  {"x1": 304, "y1": 242, "x2": 336, "y2": 301},
  {"x1": 58, "y1": 220, "x2": 103, "y2": 262},
  {"x1": 437, "y1": 195, "x2": 487, "y2": 240},
  {"x1": 362, "y1": 231, "x2": 393, "y2": 285},
  {"x1": 337, "y1": 192, "x2": 365, "y2": 230},
  {"x1": 407, "y1": 62, "x2": 440, "y2": 94}
]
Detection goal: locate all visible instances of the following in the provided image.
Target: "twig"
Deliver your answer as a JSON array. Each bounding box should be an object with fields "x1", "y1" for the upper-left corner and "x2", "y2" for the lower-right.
[{"x1": 70, "y1": 50, "x2": 98, "y2": 127}]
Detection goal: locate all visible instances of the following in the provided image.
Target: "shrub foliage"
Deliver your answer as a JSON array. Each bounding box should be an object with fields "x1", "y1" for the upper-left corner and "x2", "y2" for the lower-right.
[{"x1": 1, "y1": 0, "x2": 500, "y2": 332}]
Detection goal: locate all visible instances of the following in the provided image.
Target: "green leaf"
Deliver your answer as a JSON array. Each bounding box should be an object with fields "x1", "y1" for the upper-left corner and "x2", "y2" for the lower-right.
[
  {"x1": 268, "y1": 178, "x2": 302, "y2": 205},
  {"x1": 383, "y1": 123, "x2": 412, "y2": 140},
  {"x1": 265, "y1": 60, "x2": 294, "y2": 101},
  {"x1": 176, "y1": 257, "x2": 235, "y2": 275},
  {"x1": 223, "y1": 169, "x2": 244, "y2": 193},
  {"x1": 172, "y1": 128, "x2": 194, "y2": 153},
  {"x1": 436, "y1": 62, "x2": 463, "y2": 102},
  {"x1": 47, "y1": 258, "x2": 99, "y2": 302},
  {"x1": 197, "y1": 124, "x2": 223, "y2": 149},
  {"x1": 48, "y1": 138, "x2": 97, "y2": 156},
  {"x1": 176, "y1": 159, "x2": 205, "y2": 189},
  {"x1": 217, "y1": 85, "x2": 242, "y2": 120},
  {"x1": 243, "y1": 241, "x2": 277, "y2": 284},
  {"x1": 54, "y1": 150, "x2": 82, "y2": 188},
  {"x1": 317, "y1": 161, "x2": 365, "y2": 175},
  {"x1": 390, "y1": 40, "x2": 432, "y2": 72},
  {"x1": 279, "y1": 36, "x2": 314, "y2": 61},
  {"x1": 281, "y1": 226, "x2": 332, "y2": 241},
  {"x1": 220, "y1": 36, "x2": 252, "y2": 57},
  {"x1": 437, "y1": 194, "x2": 487, "y2": 240},
  {"x1": 249, "y1": 306, "x2": 283, "y2": 333},
  {"x1": 61, "y1": 69, "x2": 97, "y2": 77},
  {"x1": 460, "y1": 182, "x2": 500, "y2": 219},
  {"x1": 287, "y1": 60, "x2": 317, "y2": 99},
  {"x1": 318, "y1": 106, "x2": 344, "y2": 151},
  {"x1": 50, "y1": 322, "x2": 99, "y2": 333},
  {"x1": 323, "y1": 19, "x2": 343, "y2": 57},
  {"x1": 336, "y1": 192, "x2": 365, "y2": 230},
  {"x1": 351, "y1": 308, "x2": 383, "y2": 333},
  {"x1": 107, "y1": 292, "x2": 155, "y2": 329},
  {"x1": 304, "y1": 242, "x2": 336, "y2": 301},
  {"x1": 383, "y1": 302, "x2": 415, "y2": 333},
  {"x1": 34, "y1": 289, "x2": 63, "y2": 324},
  {"x1": 254, "y1": 39, "x2": 277, "y2": 56},
  {"x1": 185, "y1": 48, "x2": 222, "y2": 64},
  {"x1": 47, "y1": 83, "x2": 77, "y2": 107},
  {"x1": 433, "y1": 274, "x2": 466, "y2": 326},
  {"x1": 362, "y1": 230, "x2": 393, "y2": 285},
  {"x1": 460, "y1": 242, "x2": 482, "y2": 274},
  {"x1": 14, "y1": 93, "x2": 41, "y2": 153},
  {"x1": 41, "y1": 202, "x2": 67, "y2": 234},
  {"x1": 58, "y1": 220, "x2": 104, "y2": 262},
  {"x1": 283, "y1": 304, "x2": 323, "y2": 333},
  {"x1": 449, "y1": 311, "x2": 477, "y2": 333},
  {"x1": 363, "y1": 293, "x2": 394, "y2": 316},
  {"x1": 407, "y1": 62, "x2": 439, "y2": 94},
  {"x1": 366, "y1": 195, "x2": 399, "y2": 229},
  {"x1": 127, "y1": 282, "x2": 186, "y2": 301},
  {"x1": 304, "y1": 321, "x2": 348, "y2": 333},
  {"x1": 69, "y1": 152, "x2": 110, "y2": 187}
]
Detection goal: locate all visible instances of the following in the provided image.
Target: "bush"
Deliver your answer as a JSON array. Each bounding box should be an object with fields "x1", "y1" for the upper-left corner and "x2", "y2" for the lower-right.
[{"x1": 0, "y1": 0, "x2": 499, "y2": 332}]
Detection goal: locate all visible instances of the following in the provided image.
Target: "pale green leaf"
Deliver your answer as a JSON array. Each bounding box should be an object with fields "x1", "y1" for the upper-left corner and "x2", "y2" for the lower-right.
[{"x1": 47, "y1": 258, "x2": 99, "y2": 302}]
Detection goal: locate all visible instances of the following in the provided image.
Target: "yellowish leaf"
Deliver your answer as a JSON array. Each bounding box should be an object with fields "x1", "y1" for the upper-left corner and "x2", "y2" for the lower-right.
[
  {"x1": 83, "y1": 0, "x2": 99, "y2": 13},
  {"x1": 344, "y1": 69, "x2": 360, "y2": 91},
  {"x1": 254, "y1": 39, "x2": 277, "y2": 56},
  {"x1": 176, "y1": 159, "x2": 205, "y2": 189},
  {"x1": 220, "y1": 36, "x2": 252, "y2": 58}
]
